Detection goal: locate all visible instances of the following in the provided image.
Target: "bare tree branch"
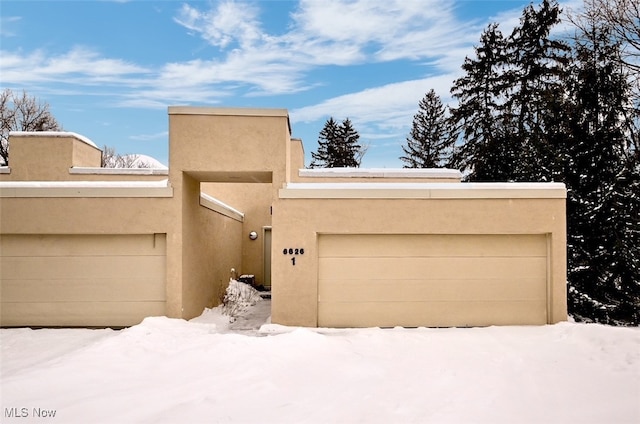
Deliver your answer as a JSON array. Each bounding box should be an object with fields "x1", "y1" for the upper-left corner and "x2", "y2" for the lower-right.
[
  {"x1": 590, "y1": 0, "x2": 640, "y2": 72},
  {"x1": 101, "y1": 145, "x2": 151, "y2": 168},
  {"x1": 0, "y1": 89, "x2": 60, "y2": 166}
]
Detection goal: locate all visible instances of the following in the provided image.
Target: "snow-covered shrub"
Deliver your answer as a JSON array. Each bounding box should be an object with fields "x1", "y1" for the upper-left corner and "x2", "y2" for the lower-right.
[{"x1": 221, "y1": 279, "x2": 262, "y2": 321}]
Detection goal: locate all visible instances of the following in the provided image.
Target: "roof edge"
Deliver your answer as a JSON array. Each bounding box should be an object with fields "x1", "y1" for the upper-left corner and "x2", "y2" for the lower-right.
[
  {"x1": 9, "y1": 131, "x2": 99, "y2": 149},
  {"x1": 299, "y1": 168, "x2": 462, "y2": 179},
  {"x1": 168, "y1": 106, "x2": 289, "y2": 118}
]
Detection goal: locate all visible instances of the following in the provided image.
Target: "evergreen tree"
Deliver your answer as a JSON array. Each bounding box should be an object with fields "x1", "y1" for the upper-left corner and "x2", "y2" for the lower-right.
[
  {"x1": 564, "y1": 8, "x2": 640, "y2": 325},
  {"x1": 449, "y1": 0, "x2": 639, "y2": 325},
  {"x1": 337, "y1": 118, "x2": 361, "y2": 168},
  {"x1": 310, "y1": 117, "x2": 340, "y2": 168},
  {"x1": 451, "y1": 1, "x2": 568, "y2": 182},
  {"x1": 400, "y1": 89, "x2": 457, "y2": 168},
  {"x1": 505, "y1": 0, "x2": 570, "y2": 181},
  {"x1": 450, "y1": 23, "x2": 512, "y2": 181},
  {"x1": 310, "y1": 117, "x2": 362, "y2": 168}
]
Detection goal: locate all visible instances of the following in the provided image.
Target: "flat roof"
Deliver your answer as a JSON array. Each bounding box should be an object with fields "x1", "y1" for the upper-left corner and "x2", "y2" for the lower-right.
[
  {"x1": 299, "y1": 168, "x2": 462, "y2": 179},
  {"x1": 280, "y1": 182, "x2": 567, "y2": 199},
  {"x1": 168, "y1": 106, "x2": 289, "y2": 117},
  {"x1": 168, "y1": 106, "x2": 291, "y2": 134},
  {"x1": 9, "y1": 131, "x2": 99, "y2": 149},
  {"x1": 0, "y1": 179, "x2": 172, "y2": 198}
]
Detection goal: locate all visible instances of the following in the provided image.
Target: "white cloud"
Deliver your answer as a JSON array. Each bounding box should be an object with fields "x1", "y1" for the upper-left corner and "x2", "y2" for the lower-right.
[
  {"x1": 117, "y1": 85, "x2": 231, "y2": 109},
  {"x1": 129, "y1": 131, "x2": 168, "y2": 141},
  {"x1": 290, "y1": 0, "x2": 473, "y2": 68},
  {"x1": 0, "y1": 47, "x2": 148, "y2": 85},
  {"x1": 155, "y1": 55, "x2": 310, "y2": 95},
  {"x1": 289, "y1": 0, "x2": 585, "y2": 137},
  {"x1": 1, "y1": 0, "x2": 582, "y2": 114},
  {"x1": 291, "y1": 0, "x2": 454, "y2": 45},
  {"x1": 0, "y1": 16, "x2": 21, "y2": 37},
  {"x1": 291, "y1": 74, "x2": 456, "y2": 130},
  {"x1": 174, "y1": 1, "x2": 263, "y2": 49},
  {"x1": 170, "y1": 0, "x2": 481, "y2": 88}
]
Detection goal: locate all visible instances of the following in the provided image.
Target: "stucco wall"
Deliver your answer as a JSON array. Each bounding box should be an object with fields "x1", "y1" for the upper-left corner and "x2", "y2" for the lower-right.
[
  {"x1": 1, "y1": 132, "x2": 166, "y2": 183},
  {"x1": 0, "y1": 195, "x2": 174, "y2": 235},
  {"x1": 202, "y1": 182, "x2": 272, "y2": 284},
  {"x1": 168, "y1": 107, "x2": 289, "y2": 186},
  {"x1": 169, "y1": 108, "x2": 291, "y2": 292},
  {"x1": 7, "y1": 134, "x2": 100, "y2": 180},
  {"x1": 0, "y1": 108, "x2": 568, "y2": 329},
  {"x1": 180, "y1": 174, "x2": 243, "y2": 319},
  {"x1": 271, "y1": 187, "x2": 567, "y2": 327},
  {"x1": 1, "y1": 126, "x2": 246, "y2": 324}
]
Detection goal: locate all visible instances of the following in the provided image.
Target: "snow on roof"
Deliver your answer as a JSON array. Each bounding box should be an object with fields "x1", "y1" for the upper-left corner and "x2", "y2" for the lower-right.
[
  {"x1": 299, "y1": 168, "x2": 463, "y2": 179},
  {"x1": 281, "y1": 181, "x2": 567, "y2": 199},
  {"x1": 0, "y1": 179, "x2": 169, "y2": 188},
  {"x1": 285, "y1": 181, "x2": 566, "y2": 190},
  {"x1": 70, "y1": 167, "x2": 169, "y2": 176},
  {"x1": 200, "y1": 192, "x2": 245, "y2": 222},
  {"x1": 127, "y1": 154, "x2": 168, "y2": 169},
  {"x1": 9, "y1": 131, "x2": 99, "y2": 149},
  {"x1": 0, "y1": 179, "x2": 172, "y2": 198}
]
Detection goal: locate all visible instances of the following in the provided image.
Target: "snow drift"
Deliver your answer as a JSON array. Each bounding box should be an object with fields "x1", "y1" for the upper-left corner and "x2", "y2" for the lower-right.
[{"x1": 1, "y1": 286, "x2": 638, "y2": 423}]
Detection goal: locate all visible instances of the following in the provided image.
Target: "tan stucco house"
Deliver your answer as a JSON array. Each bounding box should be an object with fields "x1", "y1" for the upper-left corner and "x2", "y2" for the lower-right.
[{"x1": 0, "y1": 107, "x2": 567, "y2": 328}]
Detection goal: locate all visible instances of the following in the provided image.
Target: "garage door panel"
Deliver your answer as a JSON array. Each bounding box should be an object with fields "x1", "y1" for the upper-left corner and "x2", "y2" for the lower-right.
[
  {"x1": 1, "y1": 234, "x2": 166, "y2": 327},
  {"x1": 319, "y1": 257, "x2": 546, "y2": 280},
  {"x1": 318, "y1": 234, "x2": 547, "y2": 258},
  {"x1": 2, "y1": 256, "x2": 166, "y2": 280},
  {"x1": 319, "y1": 278, "x2": 546, "y2": 303},
  {"x1": 0, "y1": 234, "x2": 166, "y2": 257},
  {"x1": 317, "y1": 234, "x2": 549, "y2": 327},
  {"x1": 2, "y1": 278, "x2": 166, "y2": 302},
  {"x1": 318, "y1": 300, "x2": 547, "y2": 327},
  {"x1": 0, "y1": 301, "x2": 166, "y2": 327}
]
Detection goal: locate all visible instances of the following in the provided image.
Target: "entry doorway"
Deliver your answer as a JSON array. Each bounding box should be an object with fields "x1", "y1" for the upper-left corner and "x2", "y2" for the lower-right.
[{"x1": 263, "y1": 227, "x2": 272, "y2": 289}]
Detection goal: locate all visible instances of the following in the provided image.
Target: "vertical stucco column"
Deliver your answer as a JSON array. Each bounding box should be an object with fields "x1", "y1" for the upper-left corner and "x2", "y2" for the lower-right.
[{"x1": 167, "y1": 106, "x2": 291, "y2": 318}]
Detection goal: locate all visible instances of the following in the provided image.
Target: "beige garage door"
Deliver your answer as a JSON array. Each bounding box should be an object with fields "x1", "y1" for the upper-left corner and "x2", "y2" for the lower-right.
[
  {"x1": 318, "y1": 234, "x2": 548, "y2": 327},
  {"x1": 1, "y1": 234, "x2": 166, "y2": 327}
]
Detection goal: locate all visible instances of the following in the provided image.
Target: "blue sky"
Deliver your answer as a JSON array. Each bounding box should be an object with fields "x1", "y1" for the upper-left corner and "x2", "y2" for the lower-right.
[{"x1": 0, "y1": 0, "x2": 582, "y2": 167}]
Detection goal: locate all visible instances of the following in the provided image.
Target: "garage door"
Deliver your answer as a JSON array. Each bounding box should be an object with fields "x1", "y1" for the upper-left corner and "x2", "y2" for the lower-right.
[
  {"x1": 1, "y1": 234, "x2": 166, "y2": 327},
  {"x1": 318, "y1": 234, "x2": 548, "y2": 327}
]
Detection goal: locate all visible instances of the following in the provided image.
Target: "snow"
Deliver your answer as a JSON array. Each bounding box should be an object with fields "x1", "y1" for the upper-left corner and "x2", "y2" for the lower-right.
[
  {"x1": 0, "y1": 179, "x2": 169, "y2": 188},
  {"x1": 299, "y1": 167, "x2": 462, "y2": 179},
  {"x1": 9, "y1": 131, "x2": 99, "y2": 149},
  {"x1": 280, "y1": 182, "x2": 567, "y2": 199},
  {"x1": 200, "y1": 192, "x2": 245, "y2": 220},
  {"x1": 70, "y1": 167, "x2": 168, "y2": 176},
  {"x1": 122, "y1": 154, "x2": 168, "y2": 169},
  {"x1": 285, "y1": 182, "x2": 567, "y2": 191},
  {"x1": 2, "y1": 280, "x2": 638, "y2": 424}
]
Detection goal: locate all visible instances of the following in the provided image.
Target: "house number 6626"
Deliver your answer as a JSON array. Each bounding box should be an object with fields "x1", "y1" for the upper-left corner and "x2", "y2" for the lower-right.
[{"x1": 283, "y1": 247, "x2": 304, "y2": 266}]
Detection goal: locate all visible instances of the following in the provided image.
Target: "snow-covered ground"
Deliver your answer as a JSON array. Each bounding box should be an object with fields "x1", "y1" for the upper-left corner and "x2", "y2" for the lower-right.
[{"x1": 1, "y1": 281, "x2": 639, "y2": 423}]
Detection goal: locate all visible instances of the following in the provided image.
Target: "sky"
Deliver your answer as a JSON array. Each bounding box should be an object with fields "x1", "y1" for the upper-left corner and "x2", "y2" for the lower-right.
[{"x1": 0, "y1": 0, "x2": 583, "y2": 168}]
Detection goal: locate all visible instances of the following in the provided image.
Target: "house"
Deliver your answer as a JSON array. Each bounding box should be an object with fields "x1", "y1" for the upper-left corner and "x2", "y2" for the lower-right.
[{"x1": 0, "y1": 107, "x2": 567, "y2": 328}]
